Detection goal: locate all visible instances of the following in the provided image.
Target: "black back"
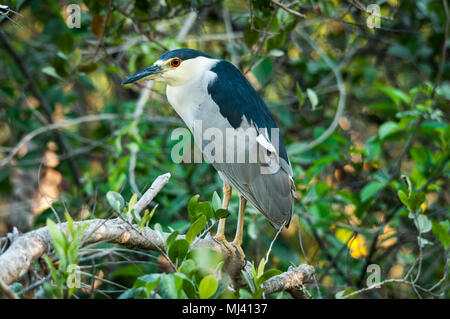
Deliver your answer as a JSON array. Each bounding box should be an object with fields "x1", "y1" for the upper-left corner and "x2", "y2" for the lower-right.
[{"x1": 207, "y1": 60, "x2": 289, "y2": 164}]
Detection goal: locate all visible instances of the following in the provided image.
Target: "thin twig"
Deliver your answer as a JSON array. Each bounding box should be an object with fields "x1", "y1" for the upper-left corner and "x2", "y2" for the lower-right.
[
  {"x1": 431, "y1": 0, "x2": 449, "y2": 100},
  {"x1": 176, "y1": 11, "x2": 198, "y2": 43},
  {"x1": 0, "y1": 29, "x2": 83, "y2": 190},
  {"x1": 0, "y1": 114, "x2": 181, "y2": 168},
  {"x1": 92, "y1": 0, "x2": 112, "y2": 61},
  {"x1": 129, "y1": 80, "x2": 154, "y2": 196},
  {"x1": 270, "y1": 0, "x2": 306, "y2": 18},
  {"x1": 294, "y1": 29, "x2": 346, "y2": 152},
  {"x1": 133, "y1": 173, "x2": 171, "y2": 215},
  {"x1": 0, "y1": 277, "x2": 19, "y2": 299},
  {"x1": 245, "y1": 8, "x2": 278, "y2": 75}
]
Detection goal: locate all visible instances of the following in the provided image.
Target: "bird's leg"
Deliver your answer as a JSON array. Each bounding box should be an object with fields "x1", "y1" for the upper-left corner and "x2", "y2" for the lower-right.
[
  {"x1": 231, "y1": 195, "x2": 247, "y2": 259},
  {"x1": 214, "y1": 183, "x2": 231, "y2": 242}
]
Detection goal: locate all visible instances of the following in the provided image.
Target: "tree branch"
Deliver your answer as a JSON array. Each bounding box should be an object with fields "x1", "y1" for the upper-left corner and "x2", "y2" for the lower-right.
[
  {"x1": 263, "y1": 264, "x2": 315, "y2": 297},
  {"x1": 294, "y1": 29, "x2": 347, "y2": 152}
]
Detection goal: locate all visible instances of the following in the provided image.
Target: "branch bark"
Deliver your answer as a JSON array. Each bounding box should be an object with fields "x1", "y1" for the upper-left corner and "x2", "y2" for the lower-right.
[
  {"x1": 263, "y1": 264, "x2": 315, "y2": 297},
  {"x1": 0, "y1": 172, "x2": 314, "y2": 298},
  {"x1": 0, "y1": 217, "x2": 314, "y2": 297}
]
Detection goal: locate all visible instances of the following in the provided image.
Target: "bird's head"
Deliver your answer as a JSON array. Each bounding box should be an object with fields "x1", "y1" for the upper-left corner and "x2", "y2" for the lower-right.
[{"x1": 122, "y1": 48, "x2": 214, "y2": 87}]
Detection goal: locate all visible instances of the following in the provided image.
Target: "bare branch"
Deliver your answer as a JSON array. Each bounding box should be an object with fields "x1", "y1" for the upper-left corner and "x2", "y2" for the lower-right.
[
  {"x1": 0, "y1": 277, "x2": 19, "y2": 299},
  {"x1": 263, "y1": 264, "x2": 314, "y2": 296},
  {"x1": 0, "y1": 113, "x2": 182, "y2": 168},
  {"x1": 294, "y1": 29, "x2": 346, "y2": 152},
  {"x1": 133, "y1": 173, "x2": 171, "y2": 216},
  {"x1": 270, "y1": 0, "x2": 306, "y2": 18}
]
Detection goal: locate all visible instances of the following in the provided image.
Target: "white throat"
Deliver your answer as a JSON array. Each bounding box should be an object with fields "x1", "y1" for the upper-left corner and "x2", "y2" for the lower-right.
[{"x1": 165, "y1": 57, "x2": 219, "y2": 129}]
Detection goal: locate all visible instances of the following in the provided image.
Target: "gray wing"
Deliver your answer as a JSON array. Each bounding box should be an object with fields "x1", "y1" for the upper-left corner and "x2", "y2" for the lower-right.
[
  {"x1": 194, "y1": 63, "x2": 296, "y2": 228},
  {"x1": 202, "y1": 123, "x2": 296, "y2": 229},
  {"x1": 214, "y1": 160, "x2": 295, "y2": 229}
]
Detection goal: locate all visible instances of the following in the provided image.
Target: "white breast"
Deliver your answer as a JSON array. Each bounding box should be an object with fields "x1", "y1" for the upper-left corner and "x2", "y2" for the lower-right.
[{"x1": 165, "y1": 57, "x2": 219, "y2": 130}]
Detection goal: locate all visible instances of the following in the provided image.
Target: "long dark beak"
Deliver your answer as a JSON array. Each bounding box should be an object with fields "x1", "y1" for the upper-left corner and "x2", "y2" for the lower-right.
[{"x1": 121, "y1": 65, "x2": 163, "y2": 84}]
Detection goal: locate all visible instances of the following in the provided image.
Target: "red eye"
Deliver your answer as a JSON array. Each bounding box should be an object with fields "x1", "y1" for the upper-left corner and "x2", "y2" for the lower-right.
[{"x1": 171, "y1": 58, "x2": 181, "y2": 67}]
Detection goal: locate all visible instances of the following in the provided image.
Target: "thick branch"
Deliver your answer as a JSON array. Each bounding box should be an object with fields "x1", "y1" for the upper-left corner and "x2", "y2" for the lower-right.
[
  {"x1": 263, "y1": 264, "x2": 315, "y2": 297},
  {"x1": 0, "y1": 216, "x2": 314, "y2": 297},
  {"x1": 0, "y1": 172, "x2": 314, "y2": 297},
  {"x1": 0, "y1": 218, "x2": 167, "y2": 286}
]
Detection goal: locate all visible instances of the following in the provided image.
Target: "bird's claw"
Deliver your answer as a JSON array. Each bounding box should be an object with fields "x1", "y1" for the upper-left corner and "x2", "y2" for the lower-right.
[
  {"x1": 231, "y1": 241, "x2": 246, "y2": 263},
  {"x1": 213, "y1": 236, "x2": 246, "y2": 262}
]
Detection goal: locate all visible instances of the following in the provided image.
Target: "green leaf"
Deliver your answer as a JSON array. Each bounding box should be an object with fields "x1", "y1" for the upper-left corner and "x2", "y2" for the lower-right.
[
  {"x1": 378, "y1": 121, "x2": 399, "y2": 140},
  {"x1": 159, "y1": 273, "x2": 182, "y2": 298},
  {"x1": 252, "y1": 287, "x2": 265, "y2": 299},
  {"x1": 135, "y1": 274, "x2": 161, "y2": 295},
  {"x1": 335, "y1": 288, "x2": 357, "y2": 299},
  {"x1": 243, "y1": 27, "x2": 259, "y2": 47},
  {"x1": 106, "y1": 191, "x2": 125, "y2": 212},
  {"x1": 410, "y1": 147, "x2": 429, "y2": 168},
  {"x1": 180, "y1": 275, "x2": 197, "y2": 298},
  {"x1": 46, "y1": 219, "x2": 67, "y2": 267},
  {"x1": 306, "y1": 88, "x2": 319, "y2": 109},
  {"x1": 211, "y1": 191, "x2": 222, "y2": 211},
  {"x1": 186, "y1": 215, "x2": 207, "y2": 244},
  {"x1": 267, "y1": 30, "x2": 286, "y2": 50},
  {"x1": 128, "y1": 193, "x2": 138, "y2": 211},
  {"x1": 409, "y1": 192, "x2": 426, "y2": 213},
  {"x1": 56, "y1": 32, "x2": 74, "y2": 55},
  {"x1": 140, "y1": 205, "x2": 157, "y2": 229},
  {"x1": 166, "y1": 230, "x2": 179, "y2": 249},
  {"x1": 41, "y1": 66, "x2": 63, "y2": 81},
  {"x1": 296, "y1": 82, "x2": 305, "y2": 107},
  {"x1": 255, "y1": 269, "x2": 282, "y2": 287},
  {"x1": 127, "y1": 142, "x2": 139, "y2": 153},
  {"x1": 168, "y1": 239, "x2": 189, "y2": 264},
  {"x1": 252, "y1": 58, "x2": 273, "y2": 85},
  {"x1": 46, "y1": 219, "x2": 66, "y2": 252},
  {"x1": 214, "y1": 208, "x2": 229, "y2": 220},
  {"x1": 239, "y1": 288, "x2": 253, "y2": 299},
  {"x1": 187, "y1": 194, "x2": 200, "y2": 219},
  {"x1": 397, "y1": 190, "x2": 410, "y2": 209},
  {"x1": 414, "y1": 215, "x2": 432, "y2": 233},
  {"x1": 191, "y1": 247, "x2": 224, "y2": 274},
  {"x1": 179, "y1": 259, "x2": 197, "y2": 275},
  {"x1": 364, "y1": 136, "x2": 381, "y2": 160},
  {"x1": 241, "y1": 270, "x2": 256, "y2": 293},
  {"x1": 360, "y1": 181, "x2": 385, "y2": 202},
  {"x1": 257, "y1": 258, "x2": 265, "y2": 278},
  {"x1": 432, "y1": 221, "x2": 450, "y2": 249},
  {"x1": 376, "y1": 84, "x2": 411, "y2": 106},
  {"x1": 199, "y1": 275, "x2": 218, "y2": 299},
  {"x1": 197, "y1": 202, "x2": 214, "y2": 221},
  {"x1": 418, "y1": 237, "x2": 433, "y2": 247}
]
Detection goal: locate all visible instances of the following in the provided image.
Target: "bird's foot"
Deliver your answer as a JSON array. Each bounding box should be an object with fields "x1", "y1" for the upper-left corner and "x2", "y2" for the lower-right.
[
  {"x1": 213, "y1": 235, "x2": 246, "y2": 262},
  {"x1": 231, "y1": 240, "x2": 246, "y2": 263},
  {"x1": 213, "y1": 234, "x2": 235, "y2": 254}
]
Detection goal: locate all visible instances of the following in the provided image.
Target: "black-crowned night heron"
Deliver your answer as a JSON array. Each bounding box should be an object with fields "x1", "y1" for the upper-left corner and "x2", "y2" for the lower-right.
[{"x1": 122, "y1": 48, "x2": 296, "y2": 256}]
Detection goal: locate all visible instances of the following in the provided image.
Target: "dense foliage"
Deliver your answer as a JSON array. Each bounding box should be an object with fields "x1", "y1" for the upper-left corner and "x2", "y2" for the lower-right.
[{"x1": 0, "y1": 0, "x2": 448, "y2": 299}]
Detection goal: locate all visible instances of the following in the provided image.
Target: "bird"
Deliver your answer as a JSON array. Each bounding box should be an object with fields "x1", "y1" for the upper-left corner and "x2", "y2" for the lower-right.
[{"x1": 122, "y1": 48, "x2": 296, "y2": 257}]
